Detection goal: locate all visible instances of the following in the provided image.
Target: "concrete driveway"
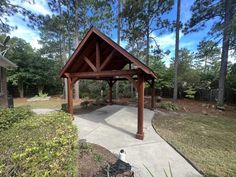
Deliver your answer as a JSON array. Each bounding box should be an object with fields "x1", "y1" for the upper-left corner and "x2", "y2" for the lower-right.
[{"x1": 73, "y1": 105, "x2": 201, "y2": 177}]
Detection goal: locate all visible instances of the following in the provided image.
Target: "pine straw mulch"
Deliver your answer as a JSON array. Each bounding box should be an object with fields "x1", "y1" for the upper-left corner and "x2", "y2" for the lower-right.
[{"x1": 78, "y1": 142, "x2": 133, "y2": 177}]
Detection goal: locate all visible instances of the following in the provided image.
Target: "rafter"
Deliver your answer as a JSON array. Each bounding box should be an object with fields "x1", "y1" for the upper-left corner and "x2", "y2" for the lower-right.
[
  {"x1": 83, "y1": 55, "x2": 97, "y2": 72},
  {"x1": 107, "y1": 79, "x2": 116, "y2": 87},
  {"x1": 72, "y1": 77, "x2": 78, "y2": 84},
  {"x1": 123, "y1": 75, "x2": 137, "y2": 90},
  {"x1": 100, "y1": 49, "x2": 115, "y2": 70}
]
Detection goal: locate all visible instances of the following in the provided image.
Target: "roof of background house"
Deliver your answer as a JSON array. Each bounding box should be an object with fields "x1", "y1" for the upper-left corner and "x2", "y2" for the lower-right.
[{"x1": 0, "y1": 54, "x2": 17, "y2": 69}]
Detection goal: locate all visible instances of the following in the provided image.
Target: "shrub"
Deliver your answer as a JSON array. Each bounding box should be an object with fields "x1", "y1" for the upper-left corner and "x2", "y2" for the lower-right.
[
  {"x1": 61, "y1": 103, "x2": 68, "y2": 112},
  {"x1": 81, "y1": 101, "x2": 90, "y2": 109},
  {"x1": 159, "y1": 101, "x2": 178, "y2": 111},
  {"x1": 94, "y1": 96, "x2": 107, "y2": 106},
  {"x1": 184, "y1": 87, "x2": 196, "y2": 99},
  {"x1": 0, "y1": 112, "x2": 78, "y2": 176},
  {"x1": 0, "y1": 106, "x2": 33, "y2": 131},
  {"x1": 38, "y1": 91, "x2": 48, "y2": 98}
]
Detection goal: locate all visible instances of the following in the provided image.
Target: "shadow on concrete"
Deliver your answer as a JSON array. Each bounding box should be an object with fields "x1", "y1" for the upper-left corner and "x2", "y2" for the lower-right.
[{"x1": 75, "y1": 105, "x2": 137, "y2": 138}]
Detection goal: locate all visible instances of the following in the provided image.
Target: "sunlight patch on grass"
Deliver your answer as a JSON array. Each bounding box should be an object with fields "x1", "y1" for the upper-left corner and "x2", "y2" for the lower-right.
[{"x1": 14, "y1": 98, "x2": 65, "y2": 109}]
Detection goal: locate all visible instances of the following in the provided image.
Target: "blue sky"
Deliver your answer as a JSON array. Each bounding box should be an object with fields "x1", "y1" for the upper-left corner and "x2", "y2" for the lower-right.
[{"x1": 6, "y1": 0, "x2": 235, "y2": 65}]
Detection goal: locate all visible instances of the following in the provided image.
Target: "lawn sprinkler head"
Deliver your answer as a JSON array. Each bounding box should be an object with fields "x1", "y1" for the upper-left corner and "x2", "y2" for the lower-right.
[{"x1": 119, "y1": 149, "x2": 126, "y2": 162}]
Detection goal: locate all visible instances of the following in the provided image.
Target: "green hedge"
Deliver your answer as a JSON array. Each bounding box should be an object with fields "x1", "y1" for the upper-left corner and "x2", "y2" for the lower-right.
[
  {"x1": 0, "y1": 106, "x2": 33, "y2": 131},
  {"x1": 0, "y1": 111, "x2": 78, "y2": 176}
]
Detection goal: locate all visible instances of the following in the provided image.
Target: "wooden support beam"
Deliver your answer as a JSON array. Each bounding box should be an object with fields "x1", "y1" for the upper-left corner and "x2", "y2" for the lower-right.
[
  {"x1": 113, "y1": 77, "x2": 138, "y2": 81},
  {"x1": 136, "y1": 72, "x2": 144, "y2": 140},
  {"x1": 123, "y1": 75, "x2": 137, "y2": 90},
  {"x1": 72, "y1": 77, "x2": 78, "y2": 84},
  {"x1": 96, "y1": 40, "x2": 100, "y2": 71},
  {"x1": 146, "y1": 80, "x2": 152, "y2": 86},
  {"x1": 151, "y1": 79, "x2": 155, "y2": 110},
  {"x1": 69, "y1": 69, "x2": 138, "y2": 78},
  {"x1": 67, "y1": 76, "x2": 73, "y2": 115},
  {"x1": 100, "y1": 50, "x2": 115, "y2": 70},
  {"x1": 71, "y1": 77, "x2": 137, "y2": 81},
  {"x1": 83, "y1": 56, "x2": 97, "y2": 72},
  {"x1": 107, "y1": 80, "x2": 113, "y2": 105}
]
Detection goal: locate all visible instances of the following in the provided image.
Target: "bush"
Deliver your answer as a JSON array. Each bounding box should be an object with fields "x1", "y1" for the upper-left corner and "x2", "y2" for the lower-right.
[
  {"x1": 0, "y1": 106, "x2": 33, "y2": 131},
  {"x1": 94, "y1": 96, "x2": 107, "y2": 106},
  {"x1": 0, "y1": 112, "x2": 78, "y2": 176},
  {"x1": 61, "y1": 103, "x2": 68, "y2": 112},
  {"x1": 184, "y1": 87, "x2": 196, "y2": 99},
  {"x1": 38, "y1": 90, "x2": 48, "y2": 98},
  {"x1": 159, "y1": 101, "x2": 178, "y2": 111},
  {"x1": 81, "y1": 101, "x2": 90, "y2": 109}
]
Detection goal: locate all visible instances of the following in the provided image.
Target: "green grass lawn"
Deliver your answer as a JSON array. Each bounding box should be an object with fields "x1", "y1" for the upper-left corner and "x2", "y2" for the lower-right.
[
  {"x1": 13, "y1": 98, "x2": 102, "y2": 114},
  {"x1": 152, "y1": 113, "x2": 236, "y2": 177},
  {"x1": 14, "y1": 98, "x2": 66, "y2": 109}
]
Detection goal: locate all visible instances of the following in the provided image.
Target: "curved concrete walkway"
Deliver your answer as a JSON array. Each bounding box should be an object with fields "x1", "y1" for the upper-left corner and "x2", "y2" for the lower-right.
[{"x1": 73, "y1": 105, "x2": 201, "y2": 177}]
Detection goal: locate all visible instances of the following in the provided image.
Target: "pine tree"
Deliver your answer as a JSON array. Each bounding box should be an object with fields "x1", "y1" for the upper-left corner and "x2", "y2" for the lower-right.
[
  {"x1": 195, "y1": 40, "x2": 221, "y2": 73},
  {"x1": 173, "y1": 0, "x2": 181, "y2": 101},
  {"x1": 0, "y1": 0, "x2": 36, "y2": 33},
  {"x1": 185, "y1": 0, "x2": 236, "y2": 106},
  {"x1": 122, "y1": 0, "x2": 174, "y2": 66}
]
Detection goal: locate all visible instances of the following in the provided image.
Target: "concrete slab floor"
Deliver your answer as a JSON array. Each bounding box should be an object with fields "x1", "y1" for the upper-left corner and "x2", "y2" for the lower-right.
[{"x1": 73, "y1": 105, "x2": 201, "y2": 177}]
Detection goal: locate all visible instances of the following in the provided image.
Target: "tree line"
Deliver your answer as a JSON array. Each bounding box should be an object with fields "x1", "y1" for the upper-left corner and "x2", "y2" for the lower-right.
[{"x1": 0, "y1": 0, "x2": 235, "y2": 105}]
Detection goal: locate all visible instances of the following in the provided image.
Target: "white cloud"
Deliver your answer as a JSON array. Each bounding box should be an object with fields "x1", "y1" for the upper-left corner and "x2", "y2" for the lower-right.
[
  {"x1": 23, "y1": 1, "x2": 52, "y2": 15},
  {"x1": 180, "y1": 41, "x2": 195, "y2": 48},
  {"x1": 229, "y1": 50, "x2": 236, "y2": 63},
  {"x1": 10, "y1": 27, "x2": 37, "y2": 39},
  {"x1": 30, "y1": 38, "x2": 42, "y2": 49},
  {"x1": 150, "y1": 31, "x2": 197, "y2": 66},
  {"x1": 151, "y1": 32, "x2": 184, "y2": 50},
  {"x1": 12, "y1": 0, "x2": 51, "y2": 16},
  {"x1": 9, "y1": 23, "x2": 42, "y2": 49}
]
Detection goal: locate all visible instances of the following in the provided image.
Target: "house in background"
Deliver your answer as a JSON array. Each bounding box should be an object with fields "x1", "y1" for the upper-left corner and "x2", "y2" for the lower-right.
[{"x1": 0, "y1": 54, "x2": 17, "y2": 108}]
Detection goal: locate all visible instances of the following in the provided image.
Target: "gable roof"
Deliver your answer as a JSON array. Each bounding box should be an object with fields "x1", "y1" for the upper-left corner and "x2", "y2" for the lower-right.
[
  {"x1": 60, "y1": 27, "x2": 156, "y2": 79},
  {"x1": 0, "y1": 54, "x2": 17, "y2": 69}
]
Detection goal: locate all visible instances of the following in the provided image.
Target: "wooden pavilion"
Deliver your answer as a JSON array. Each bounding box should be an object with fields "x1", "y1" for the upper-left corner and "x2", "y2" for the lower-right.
[{"x1": 60, "y1": 27, "x2": 156, "y2": 140}]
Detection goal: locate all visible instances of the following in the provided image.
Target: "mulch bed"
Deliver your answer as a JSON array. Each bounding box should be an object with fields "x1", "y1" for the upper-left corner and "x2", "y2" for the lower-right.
[
  {"x1": 78, "y1": 142, "x2": 133, "y2": 177},
  {"x1": 157, "y1": 98, "x2": 236, "y2": 118}
]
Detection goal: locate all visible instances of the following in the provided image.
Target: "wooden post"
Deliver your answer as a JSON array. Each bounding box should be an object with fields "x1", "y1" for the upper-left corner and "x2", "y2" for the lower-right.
[
  {"x1": 136, "y1": 72, "x2": 144, "y2": 140},
  {"x1": 109, "y1": 84, "x2": 113, "y2": 105},
  {"x1": 67, "y1": 77, "x2": 73, "y2": 115},
  {"x1": 96, "y1": 40, "x2": 100, "y2": 71},
  {"x1": 129, "y1": 63, "x2": 134, "y2": 97},
  {"x1": 108, "y1": 80, "x2": 113, "y2": 105},
  {"x1": 151, "y1": 79, "x2": 155, "y2": 110}
]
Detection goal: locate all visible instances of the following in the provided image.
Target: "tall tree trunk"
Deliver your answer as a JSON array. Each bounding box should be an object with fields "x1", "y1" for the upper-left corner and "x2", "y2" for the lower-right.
[
  {"x1": 116, "y1": 0, "x2": 121, "y2": 99},
  {"x1": 62, "y1": 38, "x2": 68, "y2": 100},
  {"x1": 129, "y1": 63, "x2": 133, "y2": 97},
  {"x1": 58, "y1": 0, "x2": 68, "y2": 100},
  {"x1": 18, "y1": 82, "x2": 24, "y2": 98},
  {"x1": 218, "y1": 0, "x2": 232, "y2": 106},
  {"x1": 204, "y1": 56, "x2": 207, "y2": 73},
  {"x1": 146, "y1": 1, "x2": 150, "y2": 66},
  {"x1": 173, "y1": 0, "x2": 181, "y2": 101},
  {"x1": 74, "y1": 0, "x2": 80, "y2": 100},
  {"x1": 37, "y1": 85, "x2": 44, "y2": 94},
  {"x1": 146, "y1": 27, "x2": 150, "y2": 66}
]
